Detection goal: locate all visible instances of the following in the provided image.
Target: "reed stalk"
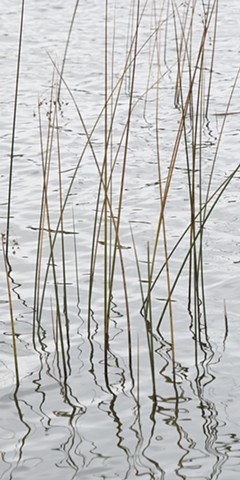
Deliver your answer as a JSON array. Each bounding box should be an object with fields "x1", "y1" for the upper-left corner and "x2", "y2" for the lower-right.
[{"x1": 6, "y1": 0, "x2": 25, "y2": 261}]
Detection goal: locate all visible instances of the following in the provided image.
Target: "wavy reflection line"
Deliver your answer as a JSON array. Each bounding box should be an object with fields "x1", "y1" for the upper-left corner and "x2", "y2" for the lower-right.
[
  {"x1": 155, "y1": 333, "x2": 197, "y2": 479},
  {"x1": 4, "y1": 389, "x2": 31, "y2": 480},
  {"x1": 86, "y1": 306, "x2": 155, "y2": 479},
  {"x1": 54, "y1": 405, "x2": 85, "y2": 478},
  {"x1": 194, "y1": 342, "x2": 230, "y2": 479},
  {"x1": 32, "y1": 343, "x2": 87, "y2": 477},
  {"x1": 5, "y1": 255, "x2": 30, "y2": 311},
  {"x1": 140, "y1": 401, "x2": 165, "y2": 480},
  {"x1": 172, "y1": 322, "x2": 230, "y2": 479}
]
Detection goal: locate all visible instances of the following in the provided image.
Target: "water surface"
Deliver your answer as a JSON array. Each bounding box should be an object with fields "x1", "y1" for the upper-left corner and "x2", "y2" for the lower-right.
[{"x1": 1, "y1": 1, "x2": 240, "y2": 479}]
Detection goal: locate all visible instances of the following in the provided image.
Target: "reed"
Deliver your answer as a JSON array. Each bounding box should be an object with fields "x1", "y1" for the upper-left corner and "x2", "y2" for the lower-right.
[
  {"x1": 5, "y1": 0, "x2": 25, "y2": 262},
  {"x1": 4, "y1": 0, "x2": 239, "y2": 398}
]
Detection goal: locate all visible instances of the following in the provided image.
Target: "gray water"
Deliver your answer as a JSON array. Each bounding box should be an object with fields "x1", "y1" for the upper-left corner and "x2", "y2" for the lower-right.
[{"x1": 1, "y1": 1, "x2": 240, "y2": 479}]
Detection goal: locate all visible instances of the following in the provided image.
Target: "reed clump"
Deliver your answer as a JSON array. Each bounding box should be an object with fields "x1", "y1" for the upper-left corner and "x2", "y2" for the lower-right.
[{"x1": 3, "y1": 0, "x2": 239, "y2": 395}]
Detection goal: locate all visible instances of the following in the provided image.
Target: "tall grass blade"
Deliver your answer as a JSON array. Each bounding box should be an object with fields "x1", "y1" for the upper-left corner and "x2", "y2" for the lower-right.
[{"x1": 6, "y1": 0, "x2": 25, "y2": 261}]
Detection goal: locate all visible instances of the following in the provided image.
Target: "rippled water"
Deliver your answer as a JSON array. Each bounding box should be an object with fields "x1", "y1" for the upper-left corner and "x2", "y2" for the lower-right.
[{"x1": 1, "y1": 1, "x2": 240, "y2": 479}]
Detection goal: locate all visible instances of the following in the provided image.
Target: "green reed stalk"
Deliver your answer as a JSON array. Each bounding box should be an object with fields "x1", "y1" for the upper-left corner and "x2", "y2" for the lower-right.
[
  {"x1": 155, "y1": 3, "x2": 175, "y2": 368},
  {"x1": 198, "y1": 74, "x2": 207, "y2": 328},
  {"x1": 44, "y1": 110, "x2": 68, "y2": 382},
  {"x1": 55, "y1": 97, "x2": 71, "y2": 371},
  {"x1": 143, "y1": 2, "x2": 157, "y2": 121},
  {"x1": 172, "y1": 0, "x2": 214, "y2": 329},
  {"x1": 156, "y1": 161, "x2": 240, "y2": 332},
  {"x1": 50, "y1": 59, "x2": 131, "y2": 347},
  {"x1": 147, "y1": 242, "x2": 156, "y2": 401},
  {"x1": 108, "y1": 2, "x2": 116, "y2": 288},
  {"x1": 137, "y1": 334, "x2": 140, "y2": 404},
  {"x1": 173, "y1": 0, "x2": 193, "y2": 108},
  {"x1": 87, "y1": 0, "x2": 150, "y2": 321},
  {"x1": 144, "y1": 0, "x2": 217, "y2": 317},
  {"x1": 88, "y1": 59, "x2": 175, "y2": 328},
  {"x1": 142, "y1": 63, "x2": 240, "y2": 322},
  {"x1": 33, "y1": 71, "x2": 57, "y2": 346},
  {"x1": 125, "y1": 0, "x2": 136, "y2": 95},
  {"x1": 39, "y1": 6, "x2": 176, "y2": 340},
  {"x1": 131, "y1": 228, "x2": 156, "y2": 398},
  {"x1": 58, "y1": 0, "x2": 80, "y2": 102},
  {"x1": 35, "y1": 76, "x2": 68, "y2": 381},
  {"x1": 72, "y1": 207, "x2": 80, "y2": 310},
  {"x1": 55, "y1": 96, "x2": 69, "y2": 319},
  {"x1": 205, "y1": 0, "x2": 218, "y2": 119},
  {"x1": 163, "y1": 0, "x2": 170, "y2": 70},
  {"x1": 6, "y1": 0, "x2": 25, "y2": 261},
  {"x1": 107, "y1": 0, "x2": 140, "y2": 318},
  {"x1": 32, "y1": 102, "x2": 47, "y2": 349},
  {"x1": 104, "y1": 0, "x2": 109, "y2": 373},
  {"x1": 39, "y1": 4, "x2": 169, "y2": 321},
  {"x1": 172, "y1": 0, "x2": 193, "y2": 310}
]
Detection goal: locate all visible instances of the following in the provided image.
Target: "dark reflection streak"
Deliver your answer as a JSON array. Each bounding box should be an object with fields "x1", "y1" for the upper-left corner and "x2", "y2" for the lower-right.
[
  {"x1": 35, "y1": 348, "x2": 86, "y2": 476},
  {"x1": 33, "y1": 352, "x2": 53, "y2": 429},
  {"x1": 173, "y1": 386, "x2": 192, "y2": 480},
  {"x1": 76, "y1": 325, "x2": 85, "y2": 375},
  {"x1": 107, "y1": 394, "x2": 132, "y2": 480},
  {"x1": 44, "y1": 346, "x2": 84, "y2": 413},
  {"x1": 33, "y1": 342, "x2": 87, "y2": 478},
  {"x1": 34, "y1": 340, "x2": 84, "y2": 421},
  {"x1": 51, "y1": 299, "x2": 61, "y2": 377},
  {"x1": 129, "y1": 402, "x2": 144, "y2": 455},
  {"x1": 188, "y1": 305, "x2": 216, "y2": 390},
  {"x1": 155, "y1": 335, "x2": 196, "y2": 479},
  {"x1": 127, "y1": 334, "x2": 165, "y2": 477},
  {"x1": 7, "y1": 266, "x2": 29, "y2": 310},
  {"x1": 197, "y1": 340, "x2": 215, "y2": 389},
  {"x1": 7, "y1": 389, "x2": 31, "y2": 480},
  {"x1": 64, "y1": 311, "x2": 72, "y2": 377},
  {"x1": 3, "y1": 257, "x2": 30, "y2": 337},
  {"x1": 0, "y1": 452, "x2": 12, "y2": 480},
  {"x1": 104, "y1": 375, "x2": 153, "y2": 479},
  {"x1": 201, "y1": 398, "x2": 220, "y2": 479},
  {"x1": 91, "y1": 312, "x2": 151, "y2": 479},
  {"x1": 156, "y1": 333, "x2": 175, "y2": 382},
  {"x1": 87, "y1": 308, "x2": 128, "y2": 397},
  {"x1": 108, "y1": 297, "x2": 136, "y2": 397},
  {"x1": 195, "y1": 387, "x2": 223, "y2": 479},
  {"x1": 87, "y1": 311, "x2": 111, "y2": 396},
  {"x1": 55, "y1": 332, "x2": 64, "y2": 384},
  {"x1": 175, "y1": 428, "x2": 192, "y2": 479},
  {"x1": 120, "y1": 363, "x2": 160, "y2": 478},
  {"x1": 223, "y1": 300, "x2": 228, "y2": 350},
  {"x1": 141, "y1": 402, "x2": 165, "y2": 479},
  {"x1": 56, "y1": 407, "x2": 82, "y2": 478},
  {"x1": 204, "y1": 116, "x2": 216, "y2": 141},
  {"x1": 127, "y1": 379, "x2": 158, "y2": 478},
  {"x1": 190, "y1": 332, "x2": 228, "y2": 479}
]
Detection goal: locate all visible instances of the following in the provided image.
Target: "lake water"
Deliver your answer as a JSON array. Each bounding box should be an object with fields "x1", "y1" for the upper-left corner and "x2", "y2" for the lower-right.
[{"x1": 1, "y1": 1, "x2": 240, "y2": 479}]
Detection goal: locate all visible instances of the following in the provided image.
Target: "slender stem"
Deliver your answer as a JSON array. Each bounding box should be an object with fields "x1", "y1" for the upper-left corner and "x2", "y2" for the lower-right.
[{"x1": 6, "y1": 0, "x2": 25, "y2": 261}]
